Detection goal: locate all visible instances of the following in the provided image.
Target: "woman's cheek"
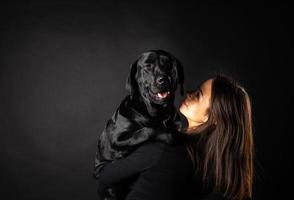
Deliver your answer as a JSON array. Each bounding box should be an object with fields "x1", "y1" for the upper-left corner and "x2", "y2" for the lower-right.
[{"x1": 187, "y1": 104, "x2": 198, "y2": 121}]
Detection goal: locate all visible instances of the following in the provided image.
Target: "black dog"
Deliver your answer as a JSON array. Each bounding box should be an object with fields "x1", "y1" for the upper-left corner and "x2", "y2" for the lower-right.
[{"x1": 93, "y1": 50, "x2": 184, "y2": 178}]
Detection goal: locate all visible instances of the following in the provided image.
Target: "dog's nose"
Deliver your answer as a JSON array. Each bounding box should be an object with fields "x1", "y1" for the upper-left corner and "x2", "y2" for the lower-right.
[{"x1": 156, "y1": 76, "x2": 169, "y2": 85}]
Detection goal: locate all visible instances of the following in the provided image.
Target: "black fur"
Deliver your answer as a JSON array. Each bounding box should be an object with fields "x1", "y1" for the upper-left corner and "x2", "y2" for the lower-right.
[{"x1": 93, "y1": 50, "x2": 184, "y2": 178}]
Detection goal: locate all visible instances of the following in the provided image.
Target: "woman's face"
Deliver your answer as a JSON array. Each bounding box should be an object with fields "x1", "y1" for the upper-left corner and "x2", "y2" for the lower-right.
[{"x1": 179, "y1": 79, "x2": 212, "y2": 128}]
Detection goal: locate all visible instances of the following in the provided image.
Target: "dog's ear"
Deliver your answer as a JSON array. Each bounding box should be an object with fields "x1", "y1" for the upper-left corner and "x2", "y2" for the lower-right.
[
  {"x1": 125, "y1": 60, "x2": 138, "y2": 95},
  {"x1": 174, "y1": 59, "x2": 185, "y2": 96}
]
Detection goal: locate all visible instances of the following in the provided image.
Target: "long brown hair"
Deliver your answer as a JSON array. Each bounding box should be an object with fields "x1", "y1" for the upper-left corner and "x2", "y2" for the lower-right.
[{"x1": 185, "y1": 75, "x2": 254, "y2": 200}]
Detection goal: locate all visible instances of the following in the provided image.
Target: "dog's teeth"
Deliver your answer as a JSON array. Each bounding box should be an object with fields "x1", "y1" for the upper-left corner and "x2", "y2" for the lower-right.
[{"x1": 157, "y1": 92, "x2": 169, "y2": 98}]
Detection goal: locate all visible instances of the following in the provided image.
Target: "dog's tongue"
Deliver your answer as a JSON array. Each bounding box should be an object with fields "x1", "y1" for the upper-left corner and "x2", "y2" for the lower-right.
[{"x1": 157, "y1": 91, "x2": 170, "y2": 99}]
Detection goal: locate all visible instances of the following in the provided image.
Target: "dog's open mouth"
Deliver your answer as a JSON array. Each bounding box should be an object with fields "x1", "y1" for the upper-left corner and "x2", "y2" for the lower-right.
[
  {"x1": 156, "y1": 91, "x2": 170, "y2": 99},
  {"x1": 149, "y1": 90, "x2": 170, "y2": 100}
]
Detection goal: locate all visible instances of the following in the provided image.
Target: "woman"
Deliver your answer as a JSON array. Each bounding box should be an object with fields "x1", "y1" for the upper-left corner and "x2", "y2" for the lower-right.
[{"x1": 95, "y1": 75, "x2": 254, "y2": 200}]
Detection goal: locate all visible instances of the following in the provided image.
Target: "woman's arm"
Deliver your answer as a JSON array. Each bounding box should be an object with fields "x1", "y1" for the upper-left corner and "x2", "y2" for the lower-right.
[{"x1": 96, "y1": 141, "x2": 164, "y2": 195}]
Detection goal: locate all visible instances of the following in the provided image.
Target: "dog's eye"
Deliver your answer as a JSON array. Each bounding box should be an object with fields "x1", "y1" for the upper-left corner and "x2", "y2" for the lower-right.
[{"x1": 144, "y1": 64, "x2": 153, "y2": 69}]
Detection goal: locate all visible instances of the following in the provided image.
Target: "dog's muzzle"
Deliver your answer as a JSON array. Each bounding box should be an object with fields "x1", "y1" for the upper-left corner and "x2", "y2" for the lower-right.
[{"x1": 148, "y1": 75, "x2": 173, "y2": 102}]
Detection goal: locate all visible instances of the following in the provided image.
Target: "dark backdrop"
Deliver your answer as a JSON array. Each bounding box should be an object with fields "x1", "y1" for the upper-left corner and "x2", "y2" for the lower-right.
[{"x1": 0, "y1": 1, "x2": 292, "y2": 200}]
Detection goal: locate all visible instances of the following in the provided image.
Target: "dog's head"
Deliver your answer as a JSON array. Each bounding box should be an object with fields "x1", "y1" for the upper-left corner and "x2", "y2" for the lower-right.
[{"x1": 126, "y1": 49, "x2": 184, "y2": 116}]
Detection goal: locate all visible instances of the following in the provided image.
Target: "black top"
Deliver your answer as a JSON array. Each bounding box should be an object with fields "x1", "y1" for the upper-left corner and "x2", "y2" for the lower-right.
[{"x1": 96, "y1": 135, "x2": 227, "y2": 200}]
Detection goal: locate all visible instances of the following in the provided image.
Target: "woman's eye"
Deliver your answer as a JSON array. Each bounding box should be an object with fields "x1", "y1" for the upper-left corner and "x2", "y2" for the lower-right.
[
  {"x1": 195, "y1": 92, "x2": 199, "y2": 99},
  {"x1": 196, "y1": 92, "x2": 200, "y2": 98},
  {"x1": 194, "y1": 90, "x2": 200, "y2": 99}
]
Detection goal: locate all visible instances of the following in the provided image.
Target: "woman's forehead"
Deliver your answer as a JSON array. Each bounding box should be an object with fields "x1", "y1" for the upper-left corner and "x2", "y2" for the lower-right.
[
  {"x1": 200, "y1": 79, "x2": 213, "y2": 95},
  {"x1": 200, "y1": 79, "x2": 212, "y2": 89}
]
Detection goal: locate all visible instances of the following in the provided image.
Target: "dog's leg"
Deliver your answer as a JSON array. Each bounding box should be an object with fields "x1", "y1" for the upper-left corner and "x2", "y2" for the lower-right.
[{"x1": 111, "y1": 127, "x2": 154, "y2": 148}]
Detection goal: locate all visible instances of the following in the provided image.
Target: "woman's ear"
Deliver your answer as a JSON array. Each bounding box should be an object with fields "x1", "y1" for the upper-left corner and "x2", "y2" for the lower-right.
[
  {"x1": 203, "y1": 116, "x2": 209, "y2": 123},
  {"x1": 125, "y1": 60, "x2": 138, "y2": 95}
]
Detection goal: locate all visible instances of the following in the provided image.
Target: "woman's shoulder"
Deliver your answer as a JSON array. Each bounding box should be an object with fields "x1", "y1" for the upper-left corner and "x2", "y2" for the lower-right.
[
  {"x1": 190, "y1": 192, "x2": 228, "y2": 200},
  {"x1": 134, "y1": 139, "x2": 189, "y2": 162},
  {"x1": 150, "y1": 138, "x2": 193, "y2": 170},
  {"x1": 143, "y1": 141, "x2": 185, "y2": 153},
  {"x1": 132, "y1": 140, "x2": 166, "y2": 157},
  {"x1": 130, "y1": 133, "x2": 190, "y2": 165}
]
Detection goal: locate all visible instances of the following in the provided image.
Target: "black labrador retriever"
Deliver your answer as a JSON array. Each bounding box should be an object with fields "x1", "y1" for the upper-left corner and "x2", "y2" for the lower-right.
[{"x1": 93, "y1": 49, "x2": 184, "y2": 178}]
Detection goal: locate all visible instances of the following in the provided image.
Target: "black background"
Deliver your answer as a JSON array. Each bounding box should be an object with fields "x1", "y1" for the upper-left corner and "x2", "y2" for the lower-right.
[{"x1": 0, "y1": 1, "x2": 292, "y2": 200}]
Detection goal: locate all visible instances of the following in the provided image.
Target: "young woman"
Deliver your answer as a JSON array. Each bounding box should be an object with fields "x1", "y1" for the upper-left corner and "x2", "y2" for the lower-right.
[
  {"x1": 95, "y1": 75, "x2": 254, "y2": 200},
  {"x1": 181, "y1": 75, "x2": 254, "y2": 200}
]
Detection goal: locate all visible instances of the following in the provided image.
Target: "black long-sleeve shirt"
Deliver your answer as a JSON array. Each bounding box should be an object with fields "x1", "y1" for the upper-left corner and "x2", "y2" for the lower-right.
[
  {"x1": 96, "y1": 135, "x2": 195, "y2": 200},
  {"x1": 96, "y1": 136, "x2": 227, "y2": 200}
]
